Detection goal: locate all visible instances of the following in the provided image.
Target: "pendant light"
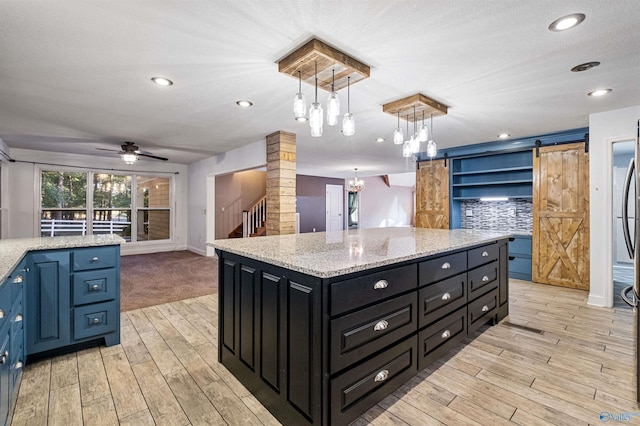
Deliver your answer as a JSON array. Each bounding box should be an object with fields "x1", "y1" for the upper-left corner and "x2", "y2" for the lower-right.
[
  {"x1": 309, "y1": 61, "x2": 323, "y2": 137},
  {"x1": 402, "y1": 115, "x2": 412, "y2": 158},
  {"x1": 293, "y1": 70, "x2": 307, "y2": 122},
  {"x1": 342, "y1": 76, "x2": 355, "y2": 136},
  {"x1": 418, "y1": 110, "x2": 429, "y2": 142},
  {"x1": 346, "y1": 168, "x2": 365, "y2": 192},
  {"x1": 409, "y1": 106, "x2": 420, "y2": 154},
  {"x1": 393, "y1": 111, "x2": 403, "y2": 145},
  {"x1": 327, "y1": 69, "x2": 340, "y2": 126},
  {"x1": 426, "y1": 114, "x2": 437, "y2": 158}
]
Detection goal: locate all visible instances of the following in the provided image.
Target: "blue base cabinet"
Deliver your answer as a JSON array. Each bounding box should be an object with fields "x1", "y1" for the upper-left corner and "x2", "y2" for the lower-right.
[
  {"x1": 509, "y1": 235, "x2": 532, "y2": 281},
  {"x1": 26, "y1": 245, "x2": 120, "y2": 357}
]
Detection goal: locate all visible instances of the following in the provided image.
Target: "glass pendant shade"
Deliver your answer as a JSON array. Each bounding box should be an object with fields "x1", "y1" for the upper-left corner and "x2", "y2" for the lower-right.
[
  {"x1": 402, "y1": 141, "x2": 412, "y2": 158},
  {"x1": 294, "y1": 92, "x2": 307, "y2": 121},
  {"x1": 327, "y1": 91, "x2": 340, "y2": 126},
  {"x1": 393, "y1": 127, "x2": 404, "y2": 144},
  {"x1": 309, "y1": 102, "x2": 323, "y2": 137},
  {"x1": 426, "y1": 139, "x2": 437, "y2": 158},
  {"x1": 342, "y1": 112, "x2": 355, "y2": 136},
  {"x1": 418, "y1": 125, "x2": 429, "y2": 142},
  {"x1": 409, "y1": 135, "x2": 420, "y2": 154}
]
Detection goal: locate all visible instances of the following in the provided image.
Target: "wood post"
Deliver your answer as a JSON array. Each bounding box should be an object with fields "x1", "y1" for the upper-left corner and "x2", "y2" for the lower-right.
[{"x1": 266, "y1": 131, "x2": 297, "y2": 236}]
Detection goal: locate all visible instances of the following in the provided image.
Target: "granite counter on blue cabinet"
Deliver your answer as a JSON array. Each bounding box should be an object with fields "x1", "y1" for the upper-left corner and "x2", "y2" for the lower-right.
[
  {"x1": 211, "y1": 227, "x2": 511, "y2": 426},
  {"x1": 0, "y1": 234, "x2": 123, "y2": 426}
]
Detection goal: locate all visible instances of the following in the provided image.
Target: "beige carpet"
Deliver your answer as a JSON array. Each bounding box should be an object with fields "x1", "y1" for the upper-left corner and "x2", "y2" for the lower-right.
[{"x1": 120, "y1": 250, "x2": 218, "y2": 311}]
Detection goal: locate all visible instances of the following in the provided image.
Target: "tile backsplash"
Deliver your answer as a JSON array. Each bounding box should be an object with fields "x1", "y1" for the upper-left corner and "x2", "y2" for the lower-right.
[{"x1": 460, "y1": 199, "x2": 532, "y2": 234}]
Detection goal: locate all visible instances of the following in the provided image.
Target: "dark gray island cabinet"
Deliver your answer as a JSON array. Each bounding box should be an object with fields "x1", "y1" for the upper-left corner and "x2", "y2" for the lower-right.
[{"x1": 214, "y1": 228, "x2": 509, "y2": 426}]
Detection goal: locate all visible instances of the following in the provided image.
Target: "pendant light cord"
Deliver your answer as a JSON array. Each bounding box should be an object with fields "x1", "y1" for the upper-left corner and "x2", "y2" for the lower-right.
[
  {"x1": 397, "y1": 111, "x2": 400, "y2": 127},
  {"x1": 298, "y1": 70, "x2": 302, "y2": 93},
  {"x1": 430, "y1": 114, "x2": 434, "y2": 139},
  {"x1": 331, "y1": 69, "x2": 335, "y2": 92},
  {"x1": 347, "y1": 76, "x2": 351, "y2": 113},
  {"x1": 314, "y1": 61, "x2": 318, "y2": 103},
  {"x1": 413, "y1": 106, "x2": 417, "y2": 135}
]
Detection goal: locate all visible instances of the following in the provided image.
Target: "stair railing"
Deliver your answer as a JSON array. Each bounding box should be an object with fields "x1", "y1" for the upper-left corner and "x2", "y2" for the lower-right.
[{"x1": 242, "y1": 195, "x2": 267, "y2": 237}]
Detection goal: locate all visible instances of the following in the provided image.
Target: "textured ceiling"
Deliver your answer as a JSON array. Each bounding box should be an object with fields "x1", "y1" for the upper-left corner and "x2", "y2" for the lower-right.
[{"x1": 0, "y1": 1, "x2": 638, "y2": 178}]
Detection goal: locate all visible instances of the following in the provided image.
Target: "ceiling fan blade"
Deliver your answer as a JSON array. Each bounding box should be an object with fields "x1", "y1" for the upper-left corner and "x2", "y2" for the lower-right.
[
  {"x1": 95, "y1": 148, "x2": 121, "y2": 152},
  {"x1": 138, "y1": 152, "x2": 169, "y2": 161}
]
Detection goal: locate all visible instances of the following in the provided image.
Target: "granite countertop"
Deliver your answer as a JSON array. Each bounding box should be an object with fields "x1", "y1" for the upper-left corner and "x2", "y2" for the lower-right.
[
  {"x1": 209, "y1": 227, "x2": 511, "y2": 278},
  {"x1": 0, "y1": 234, "x2": 125, "y2": 283}
]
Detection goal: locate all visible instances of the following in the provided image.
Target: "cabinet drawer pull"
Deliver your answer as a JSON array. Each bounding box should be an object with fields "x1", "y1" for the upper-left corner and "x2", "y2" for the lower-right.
[
  {"x1": 373, "y1": 280, "x2": 388, "y2": 290},
  {"x1": 92, "y1": 318, "x2": 101, "y2": 324},
  {"x1": 91, "y1": 284, "x2": 100, "y2": 291},
  {"x1": 441, "y1": 262, "x2": 451, "y2": 269},
  {"x1": 22, "y1": 267, "x2": 29, "y2": 273},
  {"x1": 441, "y1": 292, "x2": 451, "y2": 301},
  {"x1": 481, "y1": 305, "x2": 489, "y2": 312},
  {"x1": 441, "y1": 329, "x2": 451, "y2": 339},
  {"x1": 0, "y1": 351, "x2": 7, "y2": 364},
  {"x1": 482, "y1": 275, "x2": 489, "y2": 282},
  {"x1": 15, "y1": 314, "x2": 23, "y2": 322},
  {"x1": 374, "y1": 370, "x2": 389, "y2": 383},
  {"x1": 482, "y1": 251, "x2": 489, "y2": 257},
  {"x1": 92, "y1": 257, "x2": 99, "y2": 262},
  {"x1": 15, "y1": 361, "x2": 22, "y2": 369},
  {"x1": 0, "y1": 310, "x2": 5, "y2": 319},
  {"x1": 373, "y1": 320, "x2": 389, "y2": 331},
  {"x1": 12, "y1": 275, "x2": 23, "y2": 284}
]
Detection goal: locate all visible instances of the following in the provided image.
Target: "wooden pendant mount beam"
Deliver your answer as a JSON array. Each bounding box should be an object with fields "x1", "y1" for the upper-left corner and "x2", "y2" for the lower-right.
[
  {"x1": 382, "y1": 93, "x2": 448, "y2": 122},
  {"x1": 278, "y1": 38, "x2": 370, "y2": 92}
]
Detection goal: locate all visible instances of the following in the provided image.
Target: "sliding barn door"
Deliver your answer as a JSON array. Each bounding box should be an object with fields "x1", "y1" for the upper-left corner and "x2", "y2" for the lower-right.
[
  {"x1": 532, "y1": 143, "x2": 589, "y2": 289},
  {"x1": 416, "y1": 160, "x2": 449, "y2": 229}
]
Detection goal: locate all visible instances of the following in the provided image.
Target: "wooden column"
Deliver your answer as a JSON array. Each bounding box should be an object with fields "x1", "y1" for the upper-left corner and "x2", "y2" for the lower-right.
[{"x1": 266, "y1": 131, "x2": 296, "y2": 236}]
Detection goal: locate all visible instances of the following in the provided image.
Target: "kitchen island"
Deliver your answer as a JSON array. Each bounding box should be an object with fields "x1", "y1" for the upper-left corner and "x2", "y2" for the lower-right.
[{"x1": 212, "y1": 227, "x2": 510, "y2": 426}]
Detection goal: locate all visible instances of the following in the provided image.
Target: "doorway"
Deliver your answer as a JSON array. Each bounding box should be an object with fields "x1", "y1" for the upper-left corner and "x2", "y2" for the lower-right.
[
  {"x1": 326, "y1": 184, "x2": 344, "y2": 232},
  {"x1": 612, "y1": 139, "x2": 635, "y2": 309},
  {"x1": 347, "y1": 191, "x2": 359, "y2": 229}
]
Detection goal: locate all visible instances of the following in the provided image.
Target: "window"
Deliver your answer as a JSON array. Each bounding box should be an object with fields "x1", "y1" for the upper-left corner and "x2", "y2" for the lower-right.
[
  {"x1": 41, "y1": 171, "x2": 88, "y2": 236},
  {"x1": 40, "y1": 170, "x2": 172, "y2": 243}
]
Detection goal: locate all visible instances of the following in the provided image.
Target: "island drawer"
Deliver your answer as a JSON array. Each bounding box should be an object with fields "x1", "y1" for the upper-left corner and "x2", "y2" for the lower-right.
[
  {"x1": 329, "y1": 264, "x2": 417, "y2": 317},
  {"x1": 419, "y1": 252, "x2": 467, "y2": 286},
  {"x1": 330, "y1": 293, "x2": 417, "y2": 374},
  {"x1": 73, "y1": 301, "x2": 118, "y2": 340},
  {"x1": 330, "y1": 336, "x2": 417, "y2": 426},
  {"x1": 418, "y1": 273, "x2": 467, "y2": 328},
  {"x1": 467, "y1": 261, "x2": 498, "y2": 301},
  {"x1": 73, "y1": 246, "x2": 118, "y2": 271},
  {"x1": 418, "y1": 306, "x2": 466, "y2": 370},
  {"x1": 468, "y1": 243, "x2": 499, "y2": 269},
  {"x1": 0, "y1": 283, "x2": 10, "y2": 330},
  {"x1": 73, "y1": 268, "x2": 117, "y2": 306},
  {"x1": 468, "y1": 289, "x2": 498, "y2": 334}
]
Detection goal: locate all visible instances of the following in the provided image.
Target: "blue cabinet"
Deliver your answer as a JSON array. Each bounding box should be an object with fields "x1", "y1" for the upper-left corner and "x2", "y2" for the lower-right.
[
  {"x1": 26, "y1": 245, "x2": 120, "y2": 356},
  {"x1": 509, "y1": 235, "x2": 532, "y2": 280}
]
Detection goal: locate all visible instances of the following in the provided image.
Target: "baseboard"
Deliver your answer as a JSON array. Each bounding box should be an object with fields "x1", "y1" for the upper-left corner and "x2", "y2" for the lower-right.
[
  {"x1": 187, "y1": 245, "x2": 207, "y2": 256},
  {"x1": 587, "y1": 293, "x2": 610, "y2": 308},
  {"x1": 121, "y1": 243, "x2": 188, "y2": 256}
]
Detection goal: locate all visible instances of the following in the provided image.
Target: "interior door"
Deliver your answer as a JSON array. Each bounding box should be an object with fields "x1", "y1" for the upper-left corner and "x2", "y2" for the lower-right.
[
  {"x1": 415, "y1": 160, "x2": 449, "y2": 229},
  {"x1": 326, "y1": 184, "x2": 344, "y2": 232},
  {"x1": 532, "y1": 143, "x2": 590, "y2": 289}
]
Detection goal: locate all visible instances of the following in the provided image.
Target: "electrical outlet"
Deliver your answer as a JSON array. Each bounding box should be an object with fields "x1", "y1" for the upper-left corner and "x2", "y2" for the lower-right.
[{"x1": 465, "y1": 209, "x2": 473, "y2": 217}]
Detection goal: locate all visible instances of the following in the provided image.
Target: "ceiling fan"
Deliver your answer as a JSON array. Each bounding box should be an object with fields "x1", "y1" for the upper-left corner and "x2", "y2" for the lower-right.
[{"x1": 96, "y1": 142, "x2": 168, "y2": 164}]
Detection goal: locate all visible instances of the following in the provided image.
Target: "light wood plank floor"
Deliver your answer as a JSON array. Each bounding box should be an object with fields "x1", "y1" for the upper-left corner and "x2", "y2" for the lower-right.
[{"x1": 11, "y1": 279, "x2": 640, "y2": 425}]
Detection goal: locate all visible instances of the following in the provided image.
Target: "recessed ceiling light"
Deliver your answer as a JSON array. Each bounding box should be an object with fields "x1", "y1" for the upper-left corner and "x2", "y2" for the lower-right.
[
  {"x1": 375, "y1": 137, "x2": 385, "y2": 143},
  {"x1": 588, "y1": 89, "x2": 612, "y2": 97},
  {"x1": 498, "y1": 133, "x2": 511, "y2": 139},
  {"x1": 571, "y1": 62, "x2": 600, "y2": 72},
  {"x1": 236, "y1": 100, "x2": 253, "y2": 107},
  {"x1": 151, "y1": 77, "x2": 173, "y2": 86},
  {"x1": 548, "y1": 13, "x2": 585, "y2": 32},
  {"x1": 295, "y1": 116, "x2": 308, "y2": 122}
]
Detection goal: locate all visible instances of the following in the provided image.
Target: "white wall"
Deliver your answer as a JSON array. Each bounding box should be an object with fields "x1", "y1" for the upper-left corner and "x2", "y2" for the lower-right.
[
  {"x1": 187, "y1": 139, "x2": 266, "y2": 256},
  {"x1": 357, "y1": 176, "x2": 414, "y2": 229},
  {"x1": 5, "y1": 148, "x2": 189, "y2": 255},
  {"x1": 589, "y1": 105, "x2": 640, "y2": 307}
]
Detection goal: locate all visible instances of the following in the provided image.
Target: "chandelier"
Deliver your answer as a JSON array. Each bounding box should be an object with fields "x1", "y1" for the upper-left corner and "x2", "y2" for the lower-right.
[{"x1": 346, "y1": 168, "x2": 365, "y2": 192}]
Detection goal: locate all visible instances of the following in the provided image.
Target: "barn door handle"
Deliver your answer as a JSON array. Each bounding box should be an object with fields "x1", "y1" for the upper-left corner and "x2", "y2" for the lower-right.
[
  {"x1": 622, "y1": 157, "x2": 635, "y2": 259},
  {"x1": 621, "y1": 285, "x2": 638, "y2": 307}
]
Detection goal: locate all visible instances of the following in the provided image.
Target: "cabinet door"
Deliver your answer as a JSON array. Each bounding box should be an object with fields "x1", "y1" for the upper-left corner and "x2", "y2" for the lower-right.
[
  {"x1": 0, "y1": 326, "x2": 9, "y2": 426},
  {"x1": 416, "y1": 160, "x2": 449, "y2": 229},
  {"x1": 27, "y1": 251, "x2": 71, "y2": 355},
  {"x1": 532, "y1": 143, "x2": 589, "y2": 289}
]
